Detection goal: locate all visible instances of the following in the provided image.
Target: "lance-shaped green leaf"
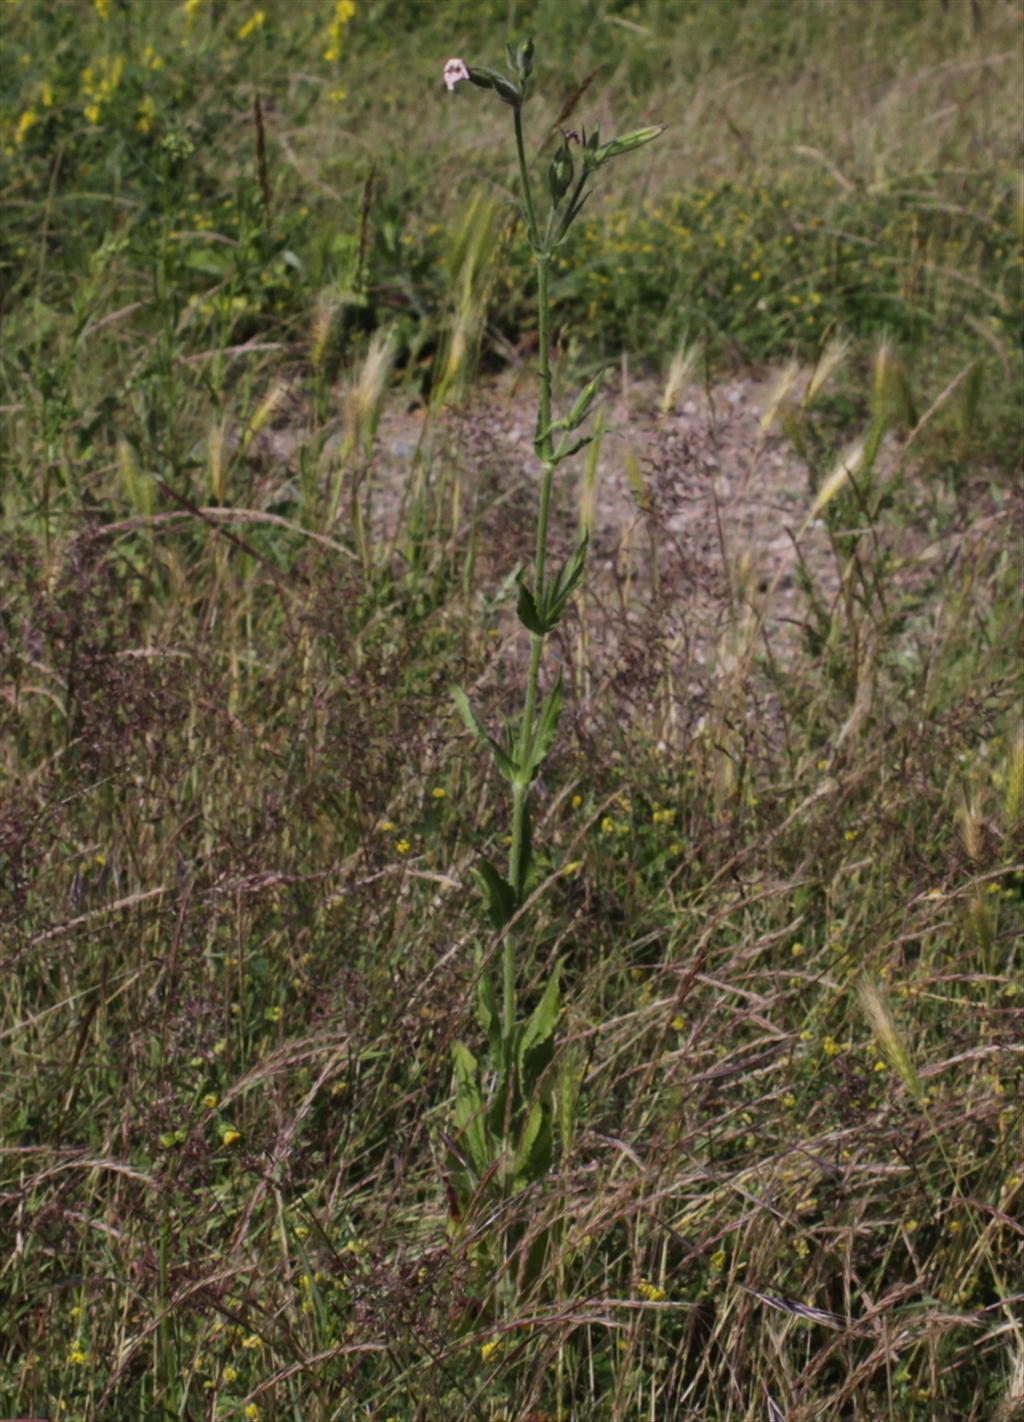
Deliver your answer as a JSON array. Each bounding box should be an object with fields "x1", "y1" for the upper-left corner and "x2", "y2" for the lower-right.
[
  {"x1": 528, "y1": 672, "x2": 564, "y2": 779},
  {"x1": 451, "y1": 685, "x2": 519, "y2": 782},
  {"x1": 545, "y1": 532, "x2": 589, "y2": 628},
  {"x1": 563, "y1": 368, "x2": 608, "y2": 432},
  {"x1": 551, "y1": 433, "x2": 594, "y2": 466},
  {"x1": 533, "y1": 372, "x2": 605, "y2": 452},
  {"x1": 452, "y1": 1042, "x2": 491, "y2": 1177},
  {"x1": 475, "y1": 965, "x2": 503, "y2": 1062},
  {"x1": 471, "y1": 857, "x2": 518, "y2": 932},
  {"x1": 555, "y1": 187, "x2": 592, "y2": 244},
  {"x1": 515, "y1": 574, "x2": 548, "y2": 636},
  {"x1": 518, "y1": 961, "x2": 561, "y2": 1094},
  {"x1": 512, "y1": 1098, "x2": 553, "y2": 1190}
]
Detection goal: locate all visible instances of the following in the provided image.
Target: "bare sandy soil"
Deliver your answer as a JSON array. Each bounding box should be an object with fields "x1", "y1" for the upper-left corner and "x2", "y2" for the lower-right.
[{"x1": 250, "y1": 366, "x2": 1009, "y2": 753}]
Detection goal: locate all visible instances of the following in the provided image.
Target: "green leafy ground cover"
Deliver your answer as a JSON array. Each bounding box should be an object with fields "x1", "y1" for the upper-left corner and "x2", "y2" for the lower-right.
[{"x1": 1, "y1": 2, "x2": 1022, "y2": 1419}]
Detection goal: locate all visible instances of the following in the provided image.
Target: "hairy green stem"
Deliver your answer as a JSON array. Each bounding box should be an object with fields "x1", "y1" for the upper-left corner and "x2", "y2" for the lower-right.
[{"x1": 505, "y1": 109, "x2": 556, "y2": 1039}]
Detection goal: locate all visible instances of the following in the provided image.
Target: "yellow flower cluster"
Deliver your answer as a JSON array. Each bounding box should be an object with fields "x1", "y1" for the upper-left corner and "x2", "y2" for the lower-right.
[
  {"x1": 81, "y1": 54, "x2": 123, "y2": 125},
  {"x1": 323, "y1": 0, "x2": 355, "y2": 63}
]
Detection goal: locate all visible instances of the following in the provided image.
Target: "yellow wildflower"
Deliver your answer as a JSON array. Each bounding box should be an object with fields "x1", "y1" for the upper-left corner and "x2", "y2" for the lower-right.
[
  {"x1": 638, "y1": 1279, "x2": 667, "y2": 1301},
  {"x1": 323, "y1": 0, "x2": 355, "y2": 62},
  {"x1": 14, "y1": 109, "x2": 38, "y2": 146},
  {"x1": 431, "y1": 786, "x2": 446, "y2": 799},
  {"x1": 68, "y1": 1344, "x2": 89, "y2": 1365},
  {"x1": 395, "y1": 839, "x2": 411, "y2": 856},
  {"x1": 240, "y1": 1333, "x2": 261, "y2": 1350},
  {"x1": 238, "y1": 10, "x2": 266, "y2": 40},
  {"x1": 94, "y1": 0, "x2": 110, "y2": 17},
  {"x1": 202, "y1": 1093, "x2": 219, "y2": 1110},
  {"x1": 221, "y1": 1127, "x2": 241, "y2": 1146},
  {"x1": 480, "y1": 1337, "x2": 501, "y2": 1363}
]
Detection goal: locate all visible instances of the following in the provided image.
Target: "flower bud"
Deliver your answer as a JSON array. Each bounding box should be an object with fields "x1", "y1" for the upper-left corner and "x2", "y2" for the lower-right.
[
  {"x1": 515, "y1": 35, "x2": 534, "y2": 80},
  {"x1": 467, "y1": 65, "x2": 522, "y2": 107},
  {"x1": 591, "y1": 124, "x2": 666, "y2": 168},
  {"x1": 547, "y1": 140, "x2": 574, "y2": 203}
]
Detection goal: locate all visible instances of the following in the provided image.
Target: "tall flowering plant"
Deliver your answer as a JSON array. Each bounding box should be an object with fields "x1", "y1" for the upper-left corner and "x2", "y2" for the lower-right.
[{"x1": 445, "y1": 38, "x2": 663, "y2": 1239}]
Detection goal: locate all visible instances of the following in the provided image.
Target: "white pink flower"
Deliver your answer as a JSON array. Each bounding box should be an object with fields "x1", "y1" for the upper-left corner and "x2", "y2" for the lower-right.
[{"x1": 444, "y1": 58, "x2": 470, "y2": 91}]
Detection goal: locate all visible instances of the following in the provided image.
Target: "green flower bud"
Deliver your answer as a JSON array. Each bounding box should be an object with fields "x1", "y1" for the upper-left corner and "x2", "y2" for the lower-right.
[
  {"x1": 516, "y1": 35, "x2": 534, "y2": 80},
  {"x1": 467, "y1": 65, "x2": 522, "y2": 108},
  {"x1": 548, "y1": 140, "x2": 574, "y2": 203},
  {"x1": 590, "y1": 124, "x2": 666, "y2": 168}
]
